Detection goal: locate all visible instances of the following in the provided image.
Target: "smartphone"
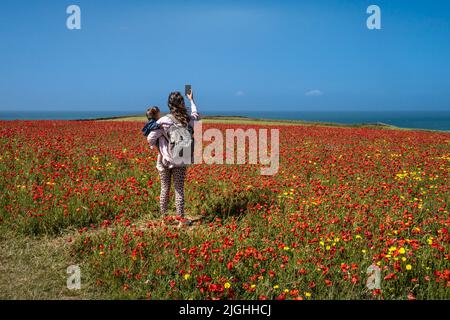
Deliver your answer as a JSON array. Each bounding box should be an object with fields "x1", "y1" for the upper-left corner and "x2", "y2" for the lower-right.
[{"x1": 185, "y1": 84, "x2": 192, "y2": 96}]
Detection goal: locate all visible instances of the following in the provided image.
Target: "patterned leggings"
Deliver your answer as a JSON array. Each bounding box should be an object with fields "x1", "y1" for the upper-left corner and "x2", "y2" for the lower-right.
[{"x1": 159, "y1": 166, "x2": 187, "y2": 217}]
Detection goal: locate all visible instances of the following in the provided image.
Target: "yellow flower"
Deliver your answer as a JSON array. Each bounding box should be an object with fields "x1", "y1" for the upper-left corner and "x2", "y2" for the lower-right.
[
  {"x1": 273, "y1": 285, "x2": 279, "y2": 289},
  {"x1": 406, "y1": 264, "x2": 412, "y2": 271},
  {"x1": 427, "y1": 238, "x2": 433, "y2": 245},
  {"x1": 361, "y1": 249, "x2": 367, "y2": 254},
  {"x1": 401, "y1": 257, "x2": 407, "y2": 262},
  {"x1": 251, "y1": 284, "x2": 256, "y2": 289},
  {"x1": 398, "y1": 247, "x2": 406, "y2": 254},
  {"x1": 184, "y1": 274, "x2": 191, "y2": 280},
  {"x1": 389, "y1": 246, "x2": 397, "y2": 252},
  {"x1": 305, "y1": 292, "x2": 312, "y2": 298},
  {"x1": 283, "y1": 246, "x2": 290, "y2": 251},
  {"x1": 284, "y1": 289, "x2": 289, "y2": 293},
  {"x1": 224, "y1": 282, "x2": 231, "y2": 289},
  {"x1": 395, "y1": 172, "x2": 408, "y2": 180},
  {"x1": 355, "y1": 235, "x2": 362, "y2": 240}
]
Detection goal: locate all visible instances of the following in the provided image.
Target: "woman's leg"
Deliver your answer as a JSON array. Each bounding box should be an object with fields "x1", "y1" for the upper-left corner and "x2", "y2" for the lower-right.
[
  {"x1": 172, "y1": 166, "x2": 187, "y2": 217},
  {"x1": 159, "y1": 168, "x2": 172, "y2": 215}
]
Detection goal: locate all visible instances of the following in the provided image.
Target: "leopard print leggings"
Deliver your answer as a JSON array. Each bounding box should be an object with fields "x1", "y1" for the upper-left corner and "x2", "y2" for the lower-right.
[{"x1": 158, "y1": 166, "x2": 187, "y2": 217}]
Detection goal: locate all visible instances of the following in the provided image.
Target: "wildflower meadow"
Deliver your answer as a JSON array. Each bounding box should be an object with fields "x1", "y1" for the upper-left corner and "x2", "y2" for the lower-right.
[{"x1": 0, "y1": 120, "x2": 448, "y2": 300}]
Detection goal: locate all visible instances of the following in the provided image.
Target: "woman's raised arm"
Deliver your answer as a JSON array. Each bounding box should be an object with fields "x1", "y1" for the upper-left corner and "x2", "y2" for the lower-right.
[{"x1": 186, "y1": 91, "x2": 200, "y2": 121}]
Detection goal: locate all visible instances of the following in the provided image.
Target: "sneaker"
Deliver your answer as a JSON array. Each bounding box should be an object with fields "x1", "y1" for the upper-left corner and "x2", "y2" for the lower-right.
[{"x1": 181, "y1": 219, "x2": 193, "y2": 227}]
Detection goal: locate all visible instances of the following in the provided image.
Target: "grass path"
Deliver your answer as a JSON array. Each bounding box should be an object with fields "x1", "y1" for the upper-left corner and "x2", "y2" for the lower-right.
[
  {"x1": 0, "y1": 227, "x2": 83, "y2": 299},
  {"x1": 0, "y1": 211, "x2": 203, "y2": 299}
]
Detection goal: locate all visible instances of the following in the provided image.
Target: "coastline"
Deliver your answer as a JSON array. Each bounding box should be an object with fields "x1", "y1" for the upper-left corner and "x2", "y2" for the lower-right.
[
  {"x1": 1, "y1": 112, "x2": 450, "y2": 132},
  {"x1": 77, "y1": 114, "x2": 436, "y2": 132},
  {"x1": 82, "y1": 113, "x2": 402, "y2": 130}
]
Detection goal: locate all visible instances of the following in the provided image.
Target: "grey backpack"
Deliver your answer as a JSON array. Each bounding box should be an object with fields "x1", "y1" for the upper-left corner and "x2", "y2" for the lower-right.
[{"x1": 164, "y1": 114, "x2": 194, "y2": 165}]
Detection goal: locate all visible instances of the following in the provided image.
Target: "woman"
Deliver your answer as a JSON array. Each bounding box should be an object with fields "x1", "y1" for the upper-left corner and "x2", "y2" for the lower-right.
[{"x1": 147, "y1": 90, "x2": 199, "y2": 224}]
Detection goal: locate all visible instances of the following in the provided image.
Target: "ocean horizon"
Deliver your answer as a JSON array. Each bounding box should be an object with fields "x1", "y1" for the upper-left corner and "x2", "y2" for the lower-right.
[{"x1": 0, "y1": 110, "x2": 449, "y2": 131}]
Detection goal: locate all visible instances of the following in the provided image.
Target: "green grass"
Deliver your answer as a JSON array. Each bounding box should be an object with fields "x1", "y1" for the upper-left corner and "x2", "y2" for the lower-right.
[
  {"x1": 0, "y1": 226, "x2": 87, "y2": 299},
  {"x1": 97, "y1": 114, "x2": 400, "y2": 130}
]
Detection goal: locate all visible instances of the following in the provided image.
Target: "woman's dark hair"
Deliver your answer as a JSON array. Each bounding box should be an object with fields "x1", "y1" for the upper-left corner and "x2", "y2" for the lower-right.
[
  {"x1": 168, "y1": 92, "x2": 190, "y2": 126},
  {"x1": 146, "y1": 106, "x2": 160, "y2": 120}
]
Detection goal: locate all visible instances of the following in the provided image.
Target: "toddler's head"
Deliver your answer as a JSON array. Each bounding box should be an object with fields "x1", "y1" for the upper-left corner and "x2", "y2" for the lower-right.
[{"x1": 146, "y1": 106, "x2": 160, "y2": 121}]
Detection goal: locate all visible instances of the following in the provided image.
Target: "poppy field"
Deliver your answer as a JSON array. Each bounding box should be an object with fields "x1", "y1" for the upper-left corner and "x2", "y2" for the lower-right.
[{"x1": 0, "y1": 120, "x2": 449, "y2": 300}]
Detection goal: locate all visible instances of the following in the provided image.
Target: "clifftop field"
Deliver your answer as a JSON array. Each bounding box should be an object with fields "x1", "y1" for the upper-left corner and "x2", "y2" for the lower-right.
[{"x1": 0, "y1": 119, "x2": 449, "y2": 299}]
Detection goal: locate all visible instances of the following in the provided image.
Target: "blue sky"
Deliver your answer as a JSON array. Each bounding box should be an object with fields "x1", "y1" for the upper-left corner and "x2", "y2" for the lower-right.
[{"x1": 0, "y1": 0, "x2": 449, "y2": 113}]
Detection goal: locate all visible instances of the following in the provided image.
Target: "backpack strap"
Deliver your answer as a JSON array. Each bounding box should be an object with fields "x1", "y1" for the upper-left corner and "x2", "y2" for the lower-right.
[
  {"x1": 161, "y1": 114, "x2": 182, "y2": 143},
  {"x1": 161, "y1": 130, "x2": 170, "y2": 143},
  {"x1": 160, "y1": 117, "x2": 171, "y2": 143}
]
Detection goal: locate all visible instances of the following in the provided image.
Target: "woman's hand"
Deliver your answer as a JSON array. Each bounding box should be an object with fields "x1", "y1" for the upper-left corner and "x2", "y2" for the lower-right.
[{"x1": 186, "y1": 90, "x2": 194, "y2": 101}]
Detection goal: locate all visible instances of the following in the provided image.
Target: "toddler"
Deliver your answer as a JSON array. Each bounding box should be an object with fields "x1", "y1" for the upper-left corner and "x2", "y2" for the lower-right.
[{"x1": 142, "y1": 106, "x2": 161, "y2": 136}]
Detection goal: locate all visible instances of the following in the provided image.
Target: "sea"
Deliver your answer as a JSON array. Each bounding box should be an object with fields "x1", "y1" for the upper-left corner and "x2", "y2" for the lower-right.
[{"x1": 0, "y1": 110, "x2": 449, "y2": 131}]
